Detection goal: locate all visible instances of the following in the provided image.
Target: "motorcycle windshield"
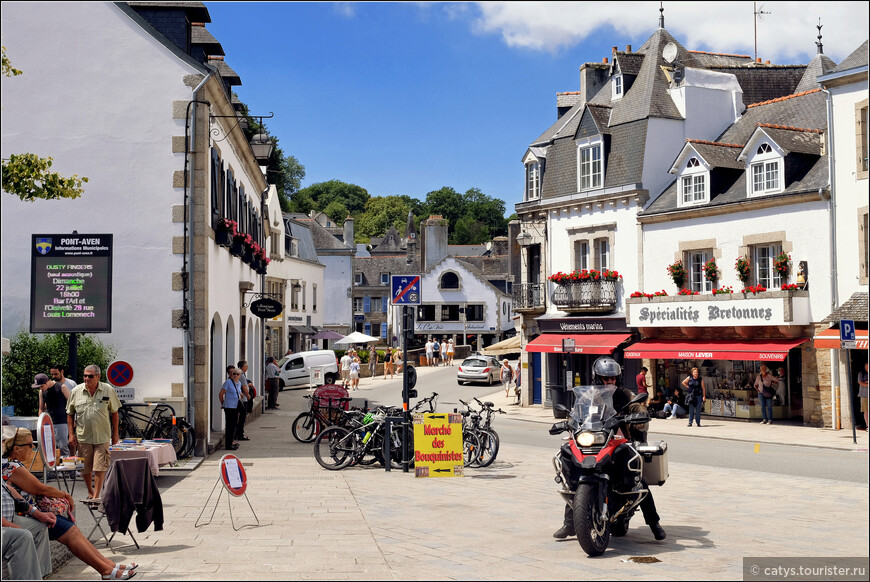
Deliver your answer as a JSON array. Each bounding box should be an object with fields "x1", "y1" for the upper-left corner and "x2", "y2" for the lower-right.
[{"x1": 568, "y1": 385, "x2": 617, "y2": 431}]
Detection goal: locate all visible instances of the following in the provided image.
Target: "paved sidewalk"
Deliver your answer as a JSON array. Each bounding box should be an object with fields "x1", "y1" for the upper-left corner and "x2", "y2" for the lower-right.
[{"x1": 46, "y1": 369, "x2": 868, "y2": 580}]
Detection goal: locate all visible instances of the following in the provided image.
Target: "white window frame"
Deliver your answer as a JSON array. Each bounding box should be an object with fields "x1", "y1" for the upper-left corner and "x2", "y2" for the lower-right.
[
  {"x1": 613, "y1": 73, "x2": 623, "y2": 100},
  {"x1": 353, "y1": 297, "x2": 364, "y2": 313},
  {"x1": 596, "y1": 239, "x2": 610, "y2": 271},
  {"x1": 380, "y1": 273, "x2": 389, "y2": 285},
  {"x1": 574, "y1": 240, "x2": 589, "y2": 271},
  {"x1": 687, "y1": 250, "x2": 713, "y2": 293},
  {"x1": 752, "y1": 243, "x2": 783, "y2": 288},
  {"x1": 526, "y1": 160, "x2": 541, "y2": 200},
  {"x1": 354, "y1": 272, "x2": 363, "y2": 286},
  {"x1": 577, "y1": 139, "x2": 604, "y2": 192},
  {"x1": 678, "y1": 157, "x2": 709, "y2": 207},
  {"x1": 747, "y1": 141, "x2": 784, "y2": 197}
]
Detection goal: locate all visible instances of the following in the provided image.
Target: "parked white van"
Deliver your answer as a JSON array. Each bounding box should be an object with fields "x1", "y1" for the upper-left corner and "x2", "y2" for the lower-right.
[{"x1": 276, "y1": 350, "x2": 339, "y2": 389}]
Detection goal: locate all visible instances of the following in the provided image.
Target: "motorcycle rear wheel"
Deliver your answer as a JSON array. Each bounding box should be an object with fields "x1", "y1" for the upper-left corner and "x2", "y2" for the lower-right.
[{"x1": 573, "y1": 483, "x2": 610, "y2": 556}]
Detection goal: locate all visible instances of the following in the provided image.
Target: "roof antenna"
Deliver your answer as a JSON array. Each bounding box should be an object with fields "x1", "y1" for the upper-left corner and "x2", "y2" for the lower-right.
[
  {"x1": 815, "y1": 18, "x2": 824, "y2": 54},
  {"x1": 754, "y1": 2, "x2": 771, "y2": 62},
  {"x1": 658, "y1": 2, "x2": 665, "y2": 29}
]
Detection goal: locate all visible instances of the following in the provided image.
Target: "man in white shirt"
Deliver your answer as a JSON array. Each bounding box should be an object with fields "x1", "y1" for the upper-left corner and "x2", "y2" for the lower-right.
[{"x1": 340, "y1": 352, "x2": 353, "y2": 388}]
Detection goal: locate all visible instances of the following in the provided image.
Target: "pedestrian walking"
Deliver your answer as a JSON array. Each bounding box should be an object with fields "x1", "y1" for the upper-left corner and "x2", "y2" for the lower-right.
[
  {"x1": 35, "y1": 372, "x2": 71, "y2": 457},
  {"x1": 368, "y1": 346, "x2": 377, "y2": 378},
  {"x1": 265, "y1": 356, "x2": 280, "y2": 409},
  {"x1": 350, "y1": 357, "x2": 361, "y2": 390},
  {"x1": 681, "y1": 367, "x2": 706, "y2": 427},
  {"x1": 636, "y1": 366, "x2": 650, "y2": 395},
  {"x1": 219, "y1": 368, "x2": 243, "y2": 450},
  {"x1": 501, "y1": 359, "x2": 514, "y2": 398},
  {"x1": 236, "y1": 360, "x2": 254, "y2": 441},
  {"x1": 65, "y1": 365, "x2": 121, "y2": 499},
  {"x1": 384, "y1": 347, "x2": 394, "y2": 379},
  {"x1": 447, "y1": 339, "x2": 454, "y2": 365}
]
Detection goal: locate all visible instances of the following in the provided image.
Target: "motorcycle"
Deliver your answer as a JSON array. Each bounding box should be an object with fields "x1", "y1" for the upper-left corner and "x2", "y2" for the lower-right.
[{"x1": 550, "y1": 385, "x2": 668, "y2": 556}]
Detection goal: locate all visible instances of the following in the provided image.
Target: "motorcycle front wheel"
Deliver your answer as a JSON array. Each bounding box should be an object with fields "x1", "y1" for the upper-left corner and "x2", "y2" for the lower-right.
[{"x1": 573, "y1": 483, "x2": 610, "y2": 556}]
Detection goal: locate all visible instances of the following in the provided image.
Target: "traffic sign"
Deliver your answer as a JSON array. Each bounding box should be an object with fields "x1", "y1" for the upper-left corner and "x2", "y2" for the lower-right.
[
  {"x1": 840, "y1": 319, "x2": 856, "y2": 341},
  {"x1": 391, "y1": 275, "x2": 421, "y2": 305},
  {"x1": 107, "y1": 360, "x2": 134, "y2": 387}
]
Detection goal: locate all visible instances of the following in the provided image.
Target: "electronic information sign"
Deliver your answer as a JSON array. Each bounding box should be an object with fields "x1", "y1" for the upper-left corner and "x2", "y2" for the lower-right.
[{"x1": 30, "y1": 234, "x2": 113, "y2": 333}]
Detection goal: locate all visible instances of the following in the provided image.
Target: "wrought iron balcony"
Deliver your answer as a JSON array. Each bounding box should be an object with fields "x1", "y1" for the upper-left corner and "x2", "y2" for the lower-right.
[
  {"x1": 551, "y1": 279, "x2": 618, "y2": 314},
  {"x1": 513, "y1": 283, "x2": 546, "y2": 312}
]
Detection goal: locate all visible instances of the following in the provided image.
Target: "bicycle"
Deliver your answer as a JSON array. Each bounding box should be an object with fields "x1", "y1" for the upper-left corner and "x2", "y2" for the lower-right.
[
  {"x1": 458, "y1": 398, "x2": 504, "y2": 468},
  {"x1": 313, "y1": 406, "x2": 401, "y2": 470},
  {"x1": 291, "y1": 395, "x2": 354, "y2": 443},
  {"x1": 117, "y1": 402, "x2": 196, "y2": 459}
]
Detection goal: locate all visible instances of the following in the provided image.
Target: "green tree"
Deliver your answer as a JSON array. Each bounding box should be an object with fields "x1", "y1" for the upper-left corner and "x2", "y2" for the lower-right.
[
  {"x1": 322, "y1": 200, "x2": 350, "y2": 225},
  {"x1": 295, "y1": 180, "x2": 370, "y2": 217},
  {"x1": 2, "y1": 47, "x2": 89, "y2": 202},
  {"x1": 423, "y1": 187, "x2": 464, "y2": 236},
  {"x1": 356, "y1": 196, "x2": 412, "y2": 242},
  {"x1": 1, "y1": 331, "x2": 116, "y2": 416}
]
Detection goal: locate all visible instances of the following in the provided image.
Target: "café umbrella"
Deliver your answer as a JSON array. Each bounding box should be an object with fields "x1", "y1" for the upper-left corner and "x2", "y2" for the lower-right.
[
  {"x1": 334, "y1": 331, "x2": 380, "y2": 345},
  {"x1": 312, "y1": 329, "x2": 344, "y2": 341}
]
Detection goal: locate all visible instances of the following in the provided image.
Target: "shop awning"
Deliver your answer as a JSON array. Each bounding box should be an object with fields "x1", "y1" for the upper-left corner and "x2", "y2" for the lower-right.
[
  {"x1": 288, "y1": 325, "x2": 316, "y2": 335},
  {"x1": 524, "y1": 333, "x2": 632, "y2": 354},
  {"x1": 482, "y1": 335, "x2": 522, "y2": 356},
  {"x1": 813, "y1": 328, "x2": 869, "y2": 350},
  {"x1": 622, "y1": 338, "x2": 808, "y2": 361}
]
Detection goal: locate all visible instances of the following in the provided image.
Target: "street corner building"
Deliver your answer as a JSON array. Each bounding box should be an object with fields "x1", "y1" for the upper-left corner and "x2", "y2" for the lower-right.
[{"x1": 512, "y1": 7, "x2": 868, "y2": 430}]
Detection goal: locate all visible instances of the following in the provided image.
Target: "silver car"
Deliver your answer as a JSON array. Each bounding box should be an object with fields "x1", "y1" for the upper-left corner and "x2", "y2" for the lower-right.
[{"x1": 457, "y1": 356, "x2": 502, "y2": 386}]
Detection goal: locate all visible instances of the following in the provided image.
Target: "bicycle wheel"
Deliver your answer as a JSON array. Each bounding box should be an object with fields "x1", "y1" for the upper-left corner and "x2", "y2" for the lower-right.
[
  {"x1": 462, "y1": 430, "x2": 480, "y2": 467},
  {"x1": 313, "y1": 427, "x2": 355, "y2": 470},
  {"x1": 476, "y1": 429, "x2": 500, "y2": 468},
  {"x1": 292, "y1": 412, "x2": 320, "y2": 443},
  {"x1": 176, "y1": 418, "x2": 196, "y2": 459},
  {"x1": 145, "y1": 419, "x2": 189, "y2": 459}
]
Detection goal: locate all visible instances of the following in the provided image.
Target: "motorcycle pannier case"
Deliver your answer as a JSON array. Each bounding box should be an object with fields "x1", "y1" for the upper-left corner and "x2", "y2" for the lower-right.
[{"x1": 637, "y1": 441, "x2": 668, "y2": 486}]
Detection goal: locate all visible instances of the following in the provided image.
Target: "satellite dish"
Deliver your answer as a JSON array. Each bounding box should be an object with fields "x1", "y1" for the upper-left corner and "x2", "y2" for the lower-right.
[{"x1": 663, "y1": 42, "x2": 678, "y2": 63}]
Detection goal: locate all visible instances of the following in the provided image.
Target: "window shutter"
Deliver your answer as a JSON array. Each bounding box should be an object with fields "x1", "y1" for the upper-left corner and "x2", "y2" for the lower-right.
[
  {"x1": 381, "y1": 322, "x2": 388, "y2": 338},
  {"x1": 364, "y1": 296, "x2": 371, "y2": 313}
]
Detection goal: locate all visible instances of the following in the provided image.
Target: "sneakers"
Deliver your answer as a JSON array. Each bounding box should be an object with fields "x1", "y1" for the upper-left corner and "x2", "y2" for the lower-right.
[{"x1": 761, "y1": 419, "x2": 769, "y2": 424}]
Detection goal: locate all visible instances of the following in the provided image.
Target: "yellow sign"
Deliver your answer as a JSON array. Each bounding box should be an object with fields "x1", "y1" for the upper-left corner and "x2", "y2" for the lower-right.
[{"x1": 413, "y1": 413, "x2": 464, "y2": 477}]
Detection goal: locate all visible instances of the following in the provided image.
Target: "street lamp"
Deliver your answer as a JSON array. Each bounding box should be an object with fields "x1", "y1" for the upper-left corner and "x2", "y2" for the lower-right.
[
  {"x1": 250, "y1": 133, "x2": 274, "y2": 163},
  {"x1": 516, "y1": 231, "x2": 533, "y2": 247}
]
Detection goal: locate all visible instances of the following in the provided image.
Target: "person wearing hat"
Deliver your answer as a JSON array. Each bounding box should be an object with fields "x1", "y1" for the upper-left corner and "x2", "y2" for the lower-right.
[
  {"x1": 34, "y1": 372, "x2": 71, "y2": 457},
  {"x1": 2, "y1": 426, "x2": 138, "y2": 579},
  {"x1": 446, "y1": 339, "x2": 454, "y2": 366}
]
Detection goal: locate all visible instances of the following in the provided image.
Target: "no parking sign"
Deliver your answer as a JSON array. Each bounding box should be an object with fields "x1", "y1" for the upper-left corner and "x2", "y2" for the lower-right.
[{"x1": 107, "y1": 360, "x2": 134, "y2": 387}]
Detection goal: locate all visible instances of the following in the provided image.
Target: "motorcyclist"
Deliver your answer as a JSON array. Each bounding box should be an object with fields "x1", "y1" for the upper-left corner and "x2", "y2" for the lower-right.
[{"x1": 553, "y1": 356, "x2": 667, "y2": 541}]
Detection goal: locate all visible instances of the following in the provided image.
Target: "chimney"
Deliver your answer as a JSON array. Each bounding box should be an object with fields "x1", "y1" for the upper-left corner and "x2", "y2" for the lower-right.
[
  {"x1": 343, "y1": 215, "x2": 354, "y2": 247},
  {"x1": 578, "y1": 63, "x2": 611, "y2": 112},
  {"x1": 422, "y1": 215, "x2": 448, "y2": 270},
  {"x1": 612, "y1": 46, "x2": 618, "y2": 55},
  {"x1": 626, "y1": 44, "x2": 632, "y2": 52},
  {"x1": 603, "y1": 57, "x2": 608, "y2": 64}
]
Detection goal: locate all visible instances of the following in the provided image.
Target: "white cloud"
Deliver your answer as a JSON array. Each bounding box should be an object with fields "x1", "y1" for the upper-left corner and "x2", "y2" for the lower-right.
[
  {"x1": 465, "y1": 1, "x2": 868, "y2": 63},
  {"x1": 334, "y1": 2, "x2": 356, "y2": 18}
]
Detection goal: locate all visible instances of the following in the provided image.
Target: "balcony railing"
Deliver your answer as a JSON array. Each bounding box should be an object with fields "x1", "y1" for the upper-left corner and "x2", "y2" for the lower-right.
[
  {"x1": 513, "y1": 283, "x2": 546, "y2": 312},
  {"x1": 551, "y1": 279, "x2": 618, "y2": 314}
]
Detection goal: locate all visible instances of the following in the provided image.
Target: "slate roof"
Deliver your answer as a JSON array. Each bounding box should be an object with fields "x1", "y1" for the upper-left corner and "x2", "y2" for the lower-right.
[
  {"x1": 191, "y1": 22, "x2": 224, "y2": 56},
  {"x1": 284, "y1": 219, "x2": 321, "y2": 264},
  {"x1": 296, "y1": 218, "x2": 353, "y2": 253},
  {"x1": 821, "y1": 292, "x2": 869, "y2": 325},
  {"x1": 642, "y1": 89, "x2": 829, "y2": 216},
  {"x1": 207, "y1": 56, "x2": 241, "y2": 85},
  {"x1": 684, "y1": 50, "x2": 753, "y2": 67},
  {"x1": 369, "y1": 226, "x2": 405, "y2": 255},
  {"x1": 126, "y1": 1, "x2": 210, "y2": 21},
  {"x1": 683, "y1": 141, "x2": 744, "y2": 170},
  {"x1": 831, "y1": 40, "x2": 869, "y2": 72},
  {"x1": 714, "y1": 65, "x2": 808, "y2": 108},
  {"x1": 794, "y1": 53, "x2": 837, "y2": 93}
]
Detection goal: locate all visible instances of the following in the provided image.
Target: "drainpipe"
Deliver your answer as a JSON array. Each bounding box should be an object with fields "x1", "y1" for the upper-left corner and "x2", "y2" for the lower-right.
[
  {"x1": 184, "y1": 72, "x2": 213, "y2": 453},
  {"x1": 822, "y1": 86, "x2": 839, "y2": 430}
]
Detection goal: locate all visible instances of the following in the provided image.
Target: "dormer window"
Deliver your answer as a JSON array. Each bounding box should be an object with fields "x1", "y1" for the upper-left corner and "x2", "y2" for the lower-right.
[
  {"x1": 578, "y1": 138, "x2": 604, "y2": 191},
  {"x1": 613, "y1": 73, "x2": 624, "y2": 99},
  {"x1": 748, "y1": 142, "x2": 783, "y2": 197},
  {"x1": 525, "y1": 160, "x2": 540, "y2": 200},
  {"x1": 678, "y1": 157, "x2": 708, "y2": 206}
]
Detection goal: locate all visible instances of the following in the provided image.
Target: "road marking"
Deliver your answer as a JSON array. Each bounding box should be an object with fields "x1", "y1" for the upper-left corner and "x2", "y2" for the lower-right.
[{"x1": 754, "y1": 443, "x2": 760, "y2": 453}]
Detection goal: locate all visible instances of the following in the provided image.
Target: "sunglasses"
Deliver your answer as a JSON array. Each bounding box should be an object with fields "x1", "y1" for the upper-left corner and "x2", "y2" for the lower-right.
[{"x1": 83, "y1": 374, "x2": 95, "y2": 378}]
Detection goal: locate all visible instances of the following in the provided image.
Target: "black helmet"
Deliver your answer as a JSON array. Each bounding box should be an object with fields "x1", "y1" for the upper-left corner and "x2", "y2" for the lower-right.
[{"x1": 592, "y1": 356, "x2": 622, "y2": 383}]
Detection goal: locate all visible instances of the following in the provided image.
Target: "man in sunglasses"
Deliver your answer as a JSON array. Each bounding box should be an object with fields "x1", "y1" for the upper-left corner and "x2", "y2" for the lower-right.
[{"x1": 66, "y1": 365, "x2": 121, "y2": 500}]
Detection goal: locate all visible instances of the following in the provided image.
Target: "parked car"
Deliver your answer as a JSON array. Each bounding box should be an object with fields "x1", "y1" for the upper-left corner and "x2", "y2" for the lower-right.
[
  {"x1": 457, "y1": 355, "x2": 502, "y2": 386},
  {"x1": 277, "y1": 350, "x2": 338, "y2": 389}
]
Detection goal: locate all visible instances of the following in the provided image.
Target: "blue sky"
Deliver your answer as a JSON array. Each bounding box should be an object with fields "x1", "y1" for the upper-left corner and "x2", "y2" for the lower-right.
[{"x1": 205, "y1": 2, "x2": 868, "y2": 215}]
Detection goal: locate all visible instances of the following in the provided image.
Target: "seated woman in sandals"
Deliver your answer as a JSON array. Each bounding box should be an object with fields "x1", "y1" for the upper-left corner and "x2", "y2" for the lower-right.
[{"x1": 2, "y1": 426, "x2": 138, "y2": 580}]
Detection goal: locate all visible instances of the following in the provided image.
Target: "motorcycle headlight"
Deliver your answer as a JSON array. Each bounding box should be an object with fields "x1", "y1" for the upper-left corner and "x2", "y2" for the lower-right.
[{"x1": 576, "y1": 431, "x2": 607, "y2": 447}]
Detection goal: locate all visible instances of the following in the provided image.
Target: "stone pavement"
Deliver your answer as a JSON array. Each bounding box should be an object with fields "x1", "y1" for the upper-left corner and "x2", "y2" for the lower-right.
[{"x1": 46, "y1": 369, "x2": 868, "y2": 580}]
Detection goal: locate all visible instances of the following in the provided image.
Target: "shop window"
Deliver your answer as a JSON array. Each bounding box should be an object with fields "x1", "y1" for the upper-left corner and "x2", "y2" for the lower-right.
[
  {"x1": 752, "y1": 244, "x2": 783, "y2": 288},
  {"x1": 466, "y1": 304, "x2": 484, "y2": 322},
  {"x1": 417, "y1": 305, "x2": 436, "y2": 321},
  {"x1": 441, "y1": 305, "x2": 460, "y2": 322}
]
